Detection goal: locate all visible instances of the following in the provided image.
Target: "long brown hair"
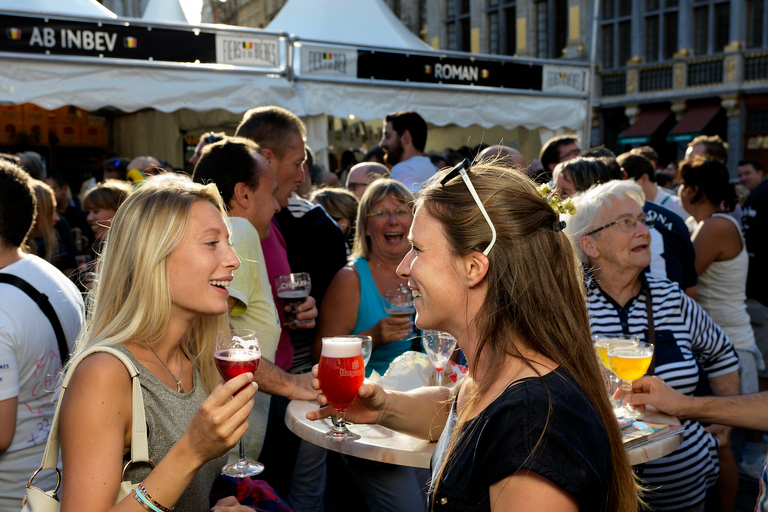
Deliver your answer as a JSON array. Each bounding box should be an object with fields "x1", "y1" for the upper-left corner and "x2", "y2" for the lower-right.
[{"x1": 419, "y1": 162, "x2": 640, "y2": 512}]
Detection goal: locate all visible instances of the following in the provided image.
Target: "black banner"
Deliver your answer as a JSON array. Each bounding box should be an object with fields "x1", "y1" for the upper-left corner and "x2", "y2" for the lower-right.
[
  {"x1": 356, "y1": 50, "x2": 543, "y2": 91},
  {"x1": 0, "y1": 14, "x2": 216, "y2": 64}
]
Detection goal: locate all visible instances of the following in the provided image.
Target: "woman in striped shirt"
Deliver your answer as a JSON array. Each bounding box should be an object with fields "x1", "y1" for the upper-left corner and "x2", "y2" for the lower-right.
[{"x1": 565, "y1": 180, "x2": 740, "y2": 512}]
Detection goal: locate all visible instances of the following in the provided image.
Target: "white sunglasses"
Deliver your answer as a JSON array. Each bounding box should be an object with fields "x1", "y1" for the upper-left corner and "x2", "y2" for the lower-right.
[{"x1": 440, "y1": 159, "x2": 497, "y2": 256}]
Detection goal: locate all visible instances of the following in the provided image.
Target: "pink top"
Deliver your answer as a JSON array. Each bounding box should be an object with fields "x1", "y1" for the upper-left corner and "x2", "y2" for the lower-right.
[{"x1": 260, "y1": 218, "x2": 293, "y2": 370}]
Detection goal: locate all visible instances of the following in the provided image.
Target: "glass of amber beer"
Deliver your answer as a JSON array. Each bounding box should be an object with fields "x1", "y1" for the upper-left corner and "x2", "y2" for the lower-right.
[
  {"x1": 607, "y1": 341, "x2": 654, "y2": 419},
  {"x1": 318, "y1": 336, "x2": 365, "y2": 442}
]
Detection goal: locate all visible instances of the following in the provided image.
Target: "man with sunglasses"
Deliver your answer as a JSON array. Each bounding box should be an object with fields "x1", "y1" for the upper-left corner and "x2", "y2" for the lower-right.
[{"x1": 380, "y1": 111, "x2": 437, "y2": 193}]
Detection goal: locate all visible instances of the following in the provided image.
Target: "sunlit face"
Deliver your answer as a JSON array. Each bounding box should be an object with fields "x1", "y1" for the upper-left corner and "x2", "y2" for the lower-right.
[
  {"x1": 586, "y1": 197, "x2": 651, "y2": 273},
  {"x1": 168, "y1": 201, "x2": 240, "y2": 323},
  {"x1": 248, "y1": 153, "x2": 281, "y2": 239},
  {"x1": 397, "y1": 208, "x2": 466, "y2": 333},
  {"x1": 86, "y1": 207, "x2": 117, "y2": 241},
  {"x1": 554, "y1": 169, "x2": 578, "y2": 199},
  {"x1": 365, "y1": 194, "x2": 412, "y2": 260},
  {"x1": 346, "y1": 166, "x2": 371, "y2": 199},
  {"x1": 380, "y1": 122, "x2": 404, "y2": 166},
  {"x1": 738, "y1": 163, "x2": 765, "y2": 191},
  {"x1": 268, "y1": 132, "x2": 306, "y2": 208}
]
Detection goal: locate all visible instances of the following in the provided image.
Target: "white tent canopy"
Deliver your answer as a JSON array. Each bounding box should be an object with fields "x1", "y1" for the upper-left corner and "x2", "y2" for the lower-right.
[
  {"x1": 0, "y1": 0, "x2": 116, "y2": 18},
  {"x1": 142, "y1": 0, "x2": 190, "y2": 24},
  {"x1": 267, "y1": 0, "x2": 432, "y2": 51}
]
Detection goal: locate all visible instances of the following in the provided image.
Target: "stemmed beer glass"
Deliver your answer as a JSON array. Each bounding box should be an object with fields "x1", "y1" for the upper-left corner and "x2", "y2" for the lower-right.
[
  {"x1": 318, "y1": 336, "x2": 365, "y2": 442},
  {"x1": 382, "y1": 288, "x2": 416, "y2": 319},
  {"x1": 422, "y1": 331, "x2": 458, "y2": 386},
  {"x1": 593, "y1": 335, "x2": 639, "y2": 415},
  {"x1": 214, "y1": 329, "x2": 264, "y2": 477},
  {"x1": 275, "y1": 273, "x2": 312, "y2": 326},
  {"x1": 607, "y1": 341, "x2": 654, "y2": 419}
]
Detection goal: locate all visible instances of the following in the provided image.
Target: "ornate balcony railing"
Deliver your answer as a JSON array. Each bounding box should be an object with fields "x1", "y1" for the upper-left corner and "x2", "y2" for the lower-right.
[
  {"x1": 639, "y1": 64, "x2": 673, "y2": 92},
  {"x1": 687, "y1": 56, "x2": 723, "y2": 86}
]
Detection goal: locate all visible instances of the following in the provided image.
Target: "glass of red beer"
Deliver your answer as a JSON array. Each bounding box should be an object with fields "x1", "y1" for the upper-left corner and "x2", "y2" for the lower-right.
[
  {"x1": 214, "y1": 329, "x2": 264, "y2": 477},
  {"x1": 318, "y1": 336, "x2": 365, "y2": 442}
]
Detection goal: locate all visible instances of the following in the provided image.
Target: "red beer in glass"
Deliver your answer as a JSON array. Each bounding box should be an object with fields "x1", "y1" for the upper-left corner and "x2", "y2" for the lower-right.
[
  {"x1": 214, "y1": 349, "x2": 260, "y2": 394},
  {"x1": 318, "y1": 337, "x2": 364, "y2": 441}
]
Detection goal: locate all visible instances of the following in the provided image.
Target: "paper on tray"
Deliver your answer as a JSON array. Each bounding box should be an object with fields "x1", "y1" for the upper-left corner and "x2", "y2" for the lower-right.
[{"x1": 367, "y1": 351, "x2": 467, "y2": 391}]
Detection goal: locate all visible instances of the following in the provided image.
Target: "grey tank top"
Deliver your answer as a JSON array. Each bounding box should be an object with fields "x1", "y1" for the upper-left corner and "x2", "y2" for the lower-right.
[{"x1": 115, "y1": 345, "x2": 227, "y2": 511}]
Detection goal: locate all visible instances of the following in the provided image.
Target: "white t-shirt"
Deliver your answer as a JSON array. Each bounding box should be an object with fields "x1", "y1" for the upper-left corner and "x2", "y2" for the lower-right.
[
  {"x1": 227, "y1": 217, "x2": 281, "y2": 459},
  {"x1": 0, "y1": 255, "x2": 84, "y2": 508},
  {"x1": 391, "y1": 155, "x2": 438, "y2": 194},
  {"x1": 652, "y1": 187, "x2": 690, "y2": 223}
]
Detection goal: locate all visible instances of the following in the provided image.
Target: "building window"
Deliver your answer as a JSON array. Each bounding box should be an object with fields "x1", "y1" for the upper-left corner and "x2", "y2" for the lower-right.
[
  {"x1": 601, "y1": 0, "x2": 633, "y2": 68},
  {"x1": 536, "y1": 0, "x2": 567, "y2": 59},
  {"x1": 486, "y1": 0, "x2": 516, "y2": 56},
  {"x1": 643, "y1": 0, "x2": 679, "y2": 62},
  {"x1": 692, "y1": 0, "x2": 731, "y2": 55},
  {"x1": 444, "y1": 0, "x2": 471, "y2": 51},
  {"x1": 747, "y1": 0, "x2": 766, "y2": 48}
]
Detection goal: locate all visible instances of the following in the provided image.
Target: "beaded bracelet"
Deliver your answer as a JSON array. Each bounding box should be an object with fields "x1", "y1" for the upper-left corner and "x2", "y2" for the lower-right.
[
  {"x1": 139, "y1": 484, "x2": 174, "y2": 512},
  {"x1": 131, "y1": 484, "x2": 174, "y2": 512}
]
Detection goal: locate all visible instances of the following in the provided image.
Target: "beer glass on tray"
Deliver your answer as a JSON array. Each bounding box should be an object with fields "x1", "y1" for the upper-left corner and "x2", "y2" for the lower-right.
[
  {"x1": 607, "y1": 341, "x2": 654, "y2": 419},
  {"x1": 214, "y1": 329, "x2": 264, "y2": 476},
  {"x1": 423, "y1": 331, "x2": 458, "y2": 386},
  {"x1": 318, "y1": 336, "x2": 365, "y2": 442},
  {"x1": 275, "y1": 273, "x2": 311, "y2": 326}
]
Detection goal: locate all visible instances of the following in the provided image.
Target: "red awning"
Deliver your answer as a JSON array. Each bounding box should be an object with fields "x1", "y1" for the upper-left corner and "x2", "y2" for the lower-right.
[
  {"x1": 666, "y1": 104, "x2": 722, "y2": 142},
  {"x1": 618, "y1": 109, "x2": 673, "y2": 144}
]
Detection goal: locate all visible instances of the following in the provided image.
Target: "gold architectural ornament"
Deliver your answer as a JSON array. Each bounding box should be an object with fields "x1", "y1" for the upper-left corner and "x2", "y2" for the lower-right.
[
  {"x1": 725, "y1": 55, "x2": 737, "y2": 83},
  {"x1": 720, "y1": 94, "x2": 741, "y2": 117},
  {"x1": 627, "y1": 69, "x2": 638, "y2": 94},
  {"x1": 626, "y1": 55, "x2": 644, "y2": 66},
  {"x1": 624, "y1": 105, "x2": 640, "y2": 125},
  {"x1": 592, "y1": 108, "x2": 600, "y2": 128},
  {"x1": 671, "y1": 100, "x2": 687, "y2": 121},
  {"x1": 747, "y1": 136, "x2": 768, "y2": 150},
  {"x1": 674, "y1": 63, "x2": 686, "y2": 89},
  {"x1": 516, "y1": 18, "x2": 527, "y2": 51},
  {"x1": 569, "y1": 6, "x2": 580, "y2": 40},
  {"x1": 673, "y1": 48, "x2": 691, "y2": 59},
  {"x1": 724, "y1": 41, "x2": 743, "y2": 53}
]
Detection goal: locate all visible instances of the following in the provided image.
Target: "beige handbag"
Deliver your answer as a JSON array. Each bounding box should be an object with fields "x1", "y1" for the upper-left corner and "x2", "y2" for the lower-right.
[{"x1": 21, "y1": 346, "x2": 154, "y2": 511}]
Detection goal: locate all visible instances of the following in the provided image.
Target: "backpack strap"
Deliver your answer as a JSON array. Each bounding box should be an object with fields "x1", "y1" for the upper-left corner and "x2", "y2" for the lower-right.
[{"x1": 0, "y1": 273, "x2": 70, "y2": 365}]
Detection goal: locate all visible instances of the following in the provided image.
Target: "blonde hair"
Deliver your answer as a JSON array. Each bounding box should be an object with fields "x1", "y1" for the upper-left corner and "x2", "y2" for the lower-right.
[
  {"x1": 29, "y1": 179, "x2": 58, "y2": 262},
  {"x1": 419, "y1": 162, "x2": 640, "y2": 512},
  {"x1": 351, "y1": 179, "x2": 414, "y2": 260},
  {"x1": 310, "y1": 187, "x2": 359, "y2": 242},
  {"x1": 70, "y1": 174, "x2": 228, "y2": 393}
]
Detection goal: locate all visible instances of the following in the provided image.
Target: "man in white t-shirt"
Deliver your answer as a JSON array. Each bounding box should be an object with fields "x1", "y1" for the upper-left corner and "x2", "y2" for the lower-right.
[
  {"x1": 0, "y1": 160, "x2": 85, "y2": 509},
  {"x1": 380, "y1": 111, "x2": 437, "y2": 193},
  {"x1": 618, "y1": 151, "x2": 690, "y2": 221}
]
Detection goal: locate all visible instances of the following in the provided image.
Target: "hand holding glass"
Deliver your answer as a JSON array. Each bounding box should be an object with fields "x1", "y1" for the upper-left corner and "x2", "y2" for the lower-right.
[
  {"x1": 422, "y1": 331, "x2": 458, "y2": 386},
  {"x1": 382, "y1": 288, "x2": 416, "y2": 319},
  {"x1": 214, "y1": 329, "x2": 264, "y2": 477},
  {"x1": 608, "y1": 341, "x2": 654, "y2": 419},
  {"x1": 593, "y1": 335, "x2": 638, "y2": 415},
  {"x1": 318, "y1": 337, "x2": 365, "y2": 442},
  {"x1": 275, "y1": 273, "x2": 311, "y2": 325}
]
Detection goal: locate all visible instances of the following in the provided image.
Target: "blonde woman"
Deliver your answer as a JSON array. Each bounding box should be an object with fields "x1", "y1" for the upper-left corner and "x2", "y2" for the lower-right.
[
  {"x1": 59, "y1": 174, "x2": 257, "y2": 511},
  {"x1": 310, "y1": 162, "x2": 640, "y2": 511}
]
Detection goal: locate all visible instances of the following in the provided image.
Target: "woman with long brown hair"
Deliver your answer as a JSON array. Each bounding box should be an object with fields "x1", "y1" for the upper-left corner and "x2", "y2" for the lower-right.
[{"x1": 310, "y1": 161, "x2": 640, "y2": 511}]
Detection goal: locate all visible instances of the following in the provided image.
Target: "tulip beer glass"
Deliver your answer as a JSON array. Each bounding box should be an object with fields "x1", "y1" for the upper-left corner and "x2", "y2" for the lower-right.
[
  {"x1": 214, "y1": 329, "x2": 264, "y2": 476},
  {"x1": 275, "y1": 273, "x2": 311, "y2": 325},
  {"x1": 318, "y1": 336, "x2": 365, "y2": 442},
  {"x1": 608, "y1": 341, "x2": 654, "y2": 419}
]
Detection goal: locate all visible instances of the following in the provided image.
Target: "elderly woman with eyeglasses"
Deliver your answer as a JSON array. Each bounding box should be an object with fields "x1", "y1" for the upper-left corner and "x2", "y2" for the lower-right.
[{"x1": 565, "y1": 179, "x2": 740, "y2": 512}]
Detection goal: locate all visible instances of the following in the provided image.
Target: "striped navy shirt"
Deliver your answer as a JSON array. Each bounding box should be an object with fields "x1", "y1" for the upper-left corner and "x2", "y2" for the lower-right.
[{"x1": 587, "y1": 275, "x2": 739, "y2": 510}]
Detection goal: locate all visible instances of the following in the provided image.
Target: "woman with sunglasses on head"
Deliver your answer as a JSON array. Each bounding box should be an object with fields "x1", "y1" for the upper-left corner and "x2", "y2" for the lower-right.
[
  {"x1": 312, "y1": 178, "x2": 425, "y2": 512},
  {"x1": 565, "y1": 179, "x2": 739, "y2": 512},
  {"x1": 310, "y1": 162, "x2": 640, "y2": 511}
]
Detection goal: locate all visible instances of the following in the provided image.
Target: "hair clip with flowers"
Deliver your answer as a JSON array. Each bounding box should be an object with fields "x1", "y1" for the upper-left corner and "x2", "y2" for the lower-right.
[{"x1": 536, "y1": 183, "x2": 576, "y2": 232}]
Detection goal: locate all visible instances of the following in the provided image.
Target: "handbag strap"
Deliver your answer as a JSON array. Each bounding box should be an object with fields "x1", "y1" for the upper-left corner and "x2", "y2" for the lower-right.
[
  {"x1": 643, "y1": 281, "x2": 656, "y2": 376},
  {"x1": 0, "y1": 274, "x2": 70, "y2": 365},
  {"x1": 38, "y1": 346, "x2": 150, "y2": 471}
]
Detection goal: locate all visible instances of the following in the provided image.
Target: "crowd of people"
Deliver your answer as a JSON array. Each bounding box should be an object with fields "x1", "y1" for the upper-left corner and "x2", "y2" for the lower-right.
[{"x1": 1, "y1": 104, "x2": 767, "y2": 512}]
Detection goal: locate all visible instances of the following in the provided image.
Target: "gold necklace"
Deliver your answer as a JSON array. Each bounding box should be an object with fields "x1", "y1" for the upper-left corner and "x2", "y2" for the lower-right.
[{"x1": 146, "y1": 342, "x2": 185, "y2": 393}]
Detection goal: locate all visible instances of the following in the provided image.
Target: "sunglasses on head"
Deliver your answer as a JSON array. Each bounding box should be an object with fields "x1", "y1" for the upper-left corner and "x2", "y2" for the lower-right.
[{"x1": 440, "y1": 159, "x2": 497, "y2": 256}]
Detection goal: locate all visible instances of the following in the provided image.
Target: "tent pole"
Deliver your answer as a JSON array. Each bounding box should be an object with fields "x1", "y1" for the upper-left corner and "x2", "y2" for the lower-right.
[{"x1": 584, "y1": 0, "x2": 600, "y2": 148}]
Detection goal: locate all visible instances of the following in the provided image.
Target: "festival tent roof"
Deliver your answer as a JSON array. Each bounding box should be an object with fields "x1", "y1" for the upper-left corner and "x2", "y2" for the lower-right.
[
  {"x1": 142, "y1": 0, "x2": 191, "y2": 24},
  {"x1": 0, "y1": 0, "x2": 116, "y2": 19},
  {"x1": 267, "y1": 0, "x2": 432, "y2": 51}
]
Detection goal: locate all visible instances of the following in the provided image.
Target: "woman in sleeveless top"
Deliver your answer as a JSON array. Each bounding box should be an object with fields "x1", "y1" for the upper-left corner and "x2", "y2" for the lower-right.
[
  {"x1": 679, "y1": 156, "x2": 765, "y2": 487},
  {"x1": 59, "y1": 175, "x2": 257, "y2": 512},
  {"x1": 679, "y1": 156, "x2": 762, "y2": 391}
]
